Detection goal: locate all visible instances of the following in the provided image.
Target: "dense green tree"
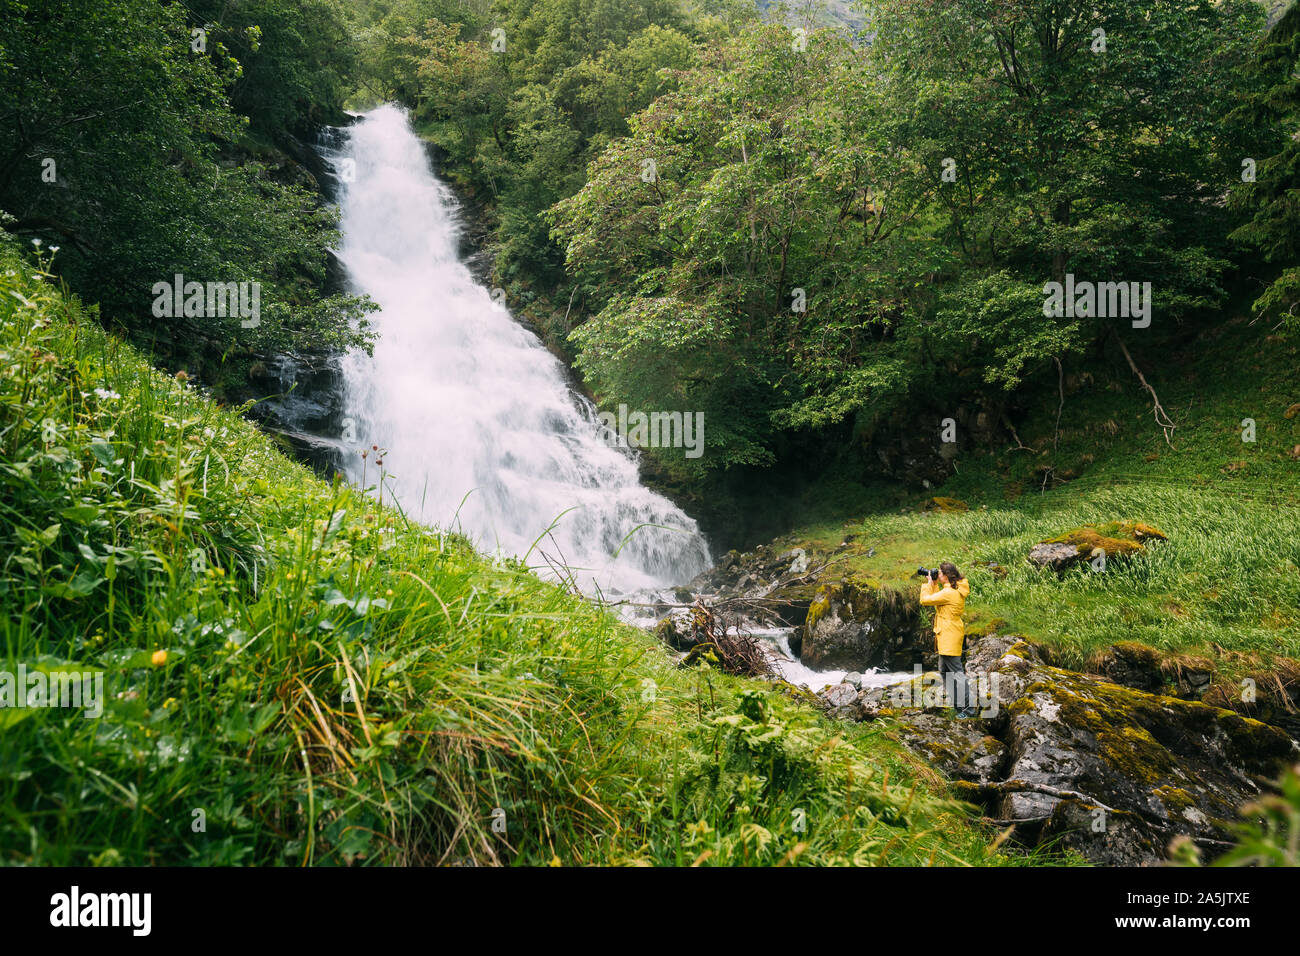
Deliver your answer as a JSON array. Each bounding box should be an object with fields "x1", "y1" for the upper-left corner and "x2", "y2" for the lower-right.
[
  {"x1": 1229, "y1": 1, "x2": 1300, "y2": 331},
  {"x1": 551, "y1": 24, "x2": 932, "y2": 468},
  {"x1": 550, "y1": 2, "x2": 1267, "y2": 472},
  {"x1": 352, "y1": 0, "x2": 489, "y2": 105},
  {"x1": 0, "y1": 0, "x2": 371, "y2": 389},
  {"x1": 864, "y1": 0, "x2": 1265, "y2": 385},
  {"x1": 185, "y1": 0, "x2": 357, "y2": 136},
  {"x1": 360, "y1": 0, "x2": 705, "y2": 292}
]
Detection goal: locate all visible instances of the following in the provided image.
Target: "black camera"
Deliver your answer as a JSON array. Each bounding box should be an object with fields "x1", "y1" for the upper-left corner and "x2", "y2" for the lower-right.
[{"x1": 916, "y1": 566, "x2": 937, "y2": 579}]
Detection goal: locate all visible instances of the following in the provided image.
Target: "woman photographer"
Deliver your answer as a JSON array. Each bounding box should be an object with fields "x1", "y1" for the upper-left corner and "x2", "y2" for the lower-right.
[{"x1": 918, "y1": 562, "x2": 977, "y2": 719}]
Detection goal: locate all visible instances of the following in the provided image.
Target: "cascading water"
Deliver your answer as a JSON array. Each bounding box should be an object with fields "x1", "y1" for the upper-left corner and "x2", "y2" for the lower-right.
[{"x1": 321, "y1": 105, "x2": 711, "y2": 595}]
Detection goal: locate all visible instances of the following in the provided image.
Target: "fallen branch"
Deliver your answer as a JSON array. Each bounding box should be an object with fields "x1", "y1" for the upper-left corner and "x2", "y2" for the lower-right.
[
  {"x1": 1113, "y1": 331, "x2": 1176, "y2": 448},
  {"x1": 1053, "y1": 356, "x2": 1065, "y2": 455},
  {"x1": 1002, "y1": 415, "x2": 1034, "y2": 453},
  {"x1": 959, "y1": 777, "x2": 1242, "y2": 842},
  {"x1": 975, "y1": 810, "x2": 1237, "y2": 849},
  {"x1": 961, "y1": 778, "x2": 1121, "y2": 814},
  {"x1": 982, "y1": 815, "x2": 1051, "y2": 826},
  {"x1": 561, "y1": 284, "x2": 578, "y2": 331}
]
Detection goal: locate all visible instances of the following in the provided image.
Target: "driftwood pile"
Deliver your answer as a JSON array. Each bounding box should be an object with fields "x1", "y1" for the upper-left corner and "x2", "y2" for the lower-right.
[{"x1": 679, "y1": 600, "x2": 773, "y2": 678}]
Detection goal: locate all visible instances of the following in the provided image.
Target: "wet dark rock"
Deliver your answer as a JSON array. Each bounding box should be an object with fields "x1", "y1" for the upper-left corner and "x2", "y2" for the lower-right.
[
  {"x1": 1175, "y1": 668, "x2": 1214, "y2": 699},
  {"x1": 799, "y1": 581, "x2": 928, "y2": 671},
  {"x1": 242, "y1": 352, "x2": 350, "y2": 477},
  {"x1": 1095, "y1": 641, "x2": 1165, "y2": 693},
  {"x1": 268, "y1": 429, "x2": 348, "y2": 475}
]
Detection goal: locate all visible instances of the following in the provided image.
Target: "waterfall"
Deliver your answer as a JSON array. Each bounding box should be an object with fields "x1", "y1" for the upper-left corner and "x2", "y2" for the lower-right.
[{"x1": 320, "y1": 105, "x2": 711, "y2": 595}]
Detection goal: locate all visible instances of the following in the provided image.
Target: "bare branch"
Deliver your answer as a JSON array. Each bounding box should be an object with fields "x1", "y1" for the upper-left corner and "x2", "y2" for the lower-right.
[{"x1": 1113, "y1": 331, "x2": 1176, "y2": 448}]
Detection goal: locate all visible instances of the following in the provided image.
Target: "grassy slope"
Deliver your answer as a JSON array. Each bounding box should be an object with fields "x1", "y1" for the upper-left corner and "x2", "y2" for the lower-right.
[
  {"x1": 766, "y1": 313, "x2": 1300, "y2": 687},
  {"x1": 0, "y1": 239, "x2": 1049, "y2": 866}
]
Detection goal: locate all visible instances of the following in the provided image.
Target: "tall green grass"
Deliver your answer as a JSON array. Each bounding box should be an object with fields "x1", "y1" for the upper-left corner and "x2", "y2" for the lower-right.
[
  {"x1": 0, "y1": 238, "x2": 1044, "y2": 866},
  {"x1": 840, "y1": 484, "x2": 1300, "y2": 665}
]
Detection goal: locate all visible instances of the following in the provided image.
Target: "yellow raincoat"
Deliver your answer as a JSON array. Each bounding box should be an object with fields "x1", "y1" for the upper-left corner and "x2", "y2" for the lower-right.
[{"x1": 919, "y1": 577, "x2": 970, "y2": 657}]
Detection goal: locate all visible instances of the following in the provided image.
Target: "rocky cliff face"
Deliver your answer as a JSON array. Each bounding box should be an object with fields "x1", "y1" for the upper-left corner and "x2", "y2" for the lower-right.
[{"x1": 243, "y1": 352, "x2": 350, "y2": 475}]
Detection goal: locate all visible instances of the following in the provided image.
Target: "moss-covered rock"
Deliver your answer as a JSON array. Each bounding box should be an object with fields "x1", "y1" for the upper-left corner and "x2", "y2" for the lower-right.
[
  {"x1": 921, "y1": 496, "x2": 969, "y2": 513},
  {"x1": 799, "y1": 580, "x2": 927, "y2": 671},
  {"x1": 1046, "y1": 527, "x2": 1139, "y2": 558},
  {"x1": 654, "y1": 614, "x2": 690, "y2": 652},
  {"x1": 1029, "y1": 520, "x2": 1167, "y2": 572},
  {"x1": 1094, "y1": 641, "x2": 1166, "y2": 692},
  {"x1": 1026, "y1": 541, "x2": 1081, "y2": 572},
  {"x1": 996, "y1": 647, "x2": 1293, "y2": 862}
]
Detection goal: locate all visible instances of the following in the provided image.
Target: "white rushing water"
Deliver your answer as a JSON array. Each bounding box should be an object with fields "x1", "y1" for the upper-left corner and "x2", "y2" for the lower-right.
[
  {"x1": 323, "y1": 105, "x2": 711, "y2": 595},
  {"x1": 749, "y1": 627, "x2": 911, "y2": 692}
]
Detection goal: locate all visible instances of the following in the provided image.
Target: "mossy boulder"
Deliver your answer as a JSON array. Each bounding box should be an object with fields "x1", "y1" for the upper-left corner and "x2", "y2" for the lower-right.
[
  {"x1": 654, "y1": 610, "x2": 702, "y2": 652},
  {"x1": 921, "y1": 496, "x2": 969, "y2": 513},
  {"x1": 1028, "y1": 520, "x2": 1167, "y2": 572},
  {"x1": 988, "y1": 640, "x2": 1293, "y2": 863},
  {"x1": 799, "y1": 580, "x2": 927, "y2": 671},
  {"x1": 653, "y1": 614, "x2": 685, "y2": 652},
  {"x1": 1025, "y1": 541, "x2": 1081, "y2": 573}
]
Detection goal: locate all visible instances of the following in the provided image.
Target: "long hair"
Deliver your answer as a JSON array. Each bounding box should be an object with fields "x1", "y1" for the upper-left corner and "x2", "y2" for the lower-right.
[{"x1": 940, "y1": 561, "x2": 963, "y2": 583}]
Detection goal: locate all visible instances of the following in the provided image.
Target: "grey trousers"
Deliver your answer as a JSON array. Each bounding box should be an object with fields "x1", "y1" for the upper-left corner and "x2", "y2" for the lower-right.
[{"x1": 938, "y1": 654, "x2": 975, "y2": 714}]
